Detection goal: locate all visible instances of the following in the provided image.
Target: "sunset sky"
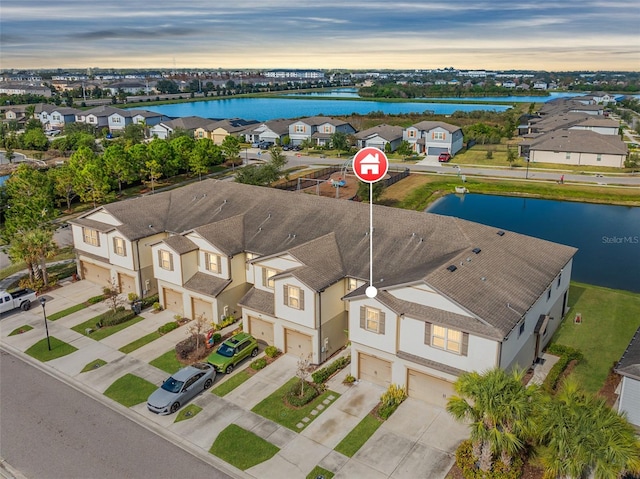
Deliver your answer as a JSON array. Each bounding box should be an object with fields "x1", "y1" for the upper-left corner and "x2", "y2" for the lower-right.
[{"x1": 2, "y1": 0, "x2": 639, "y2": 71}]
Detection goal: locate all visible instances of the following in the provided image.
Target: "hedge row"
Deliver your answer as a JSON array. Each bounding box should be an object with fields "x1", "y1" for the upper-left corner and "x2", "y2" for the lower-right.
[
  {"x1": 543, "y1": 343, "x2": 584, "y2": 393},
  {"x1": 97, "y1": 307, "x2": 136, "y2": 328},
  {"x1": 312, "y1": 355, "x2": 351, "y2": 384}
]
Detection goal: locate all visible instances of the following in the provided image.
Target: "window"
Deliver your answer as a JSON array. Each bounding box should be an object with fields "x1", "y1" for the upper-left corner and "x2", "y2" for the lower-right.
[
  {"x1": 565, "y1": 152, "x2": 571, "y2": 160},
  {"x1": 432, "y1": 131, "x2": 445, "y2": 140},
  {"x1": 284, "y1": 285, "x2": 304, "y2": 309},
  {"x1": 82, "y1": 227, "x2": 100, "y2": 247},
  {"x1": 519, "y1": 321, "x2": 525, "y2": 338},
  {"x1": 112, "y1": 116, "x2": 121, "y2": 123},
  {"x1": 158, "y1": 250, "x2": 173, "y2": 271},
  {"x1": 360, "y1": 306, "x2": 385, "y2": 334},
  {"x1": 263, "y1": 267, "x2": 277, "y2": 289},
  {"x1": 596, "y1": 154, "x2": 602, "y2": 162},
  {"x1": 246, "y1": 252, "x2": 258, "y2": 271},
  {"x1": 547, "y1": 289, "x2": 552, "y2": 301},
  {"x1": 557, "y1": 272, "x2": 562, "y2": 288},
  {"x1": 425, "y1": 323, "x2": 466, "y2": 355},
  {"x1": 113, "y1": 237, "x2": 126, "y2": 256},
  {"x1": 347, "y1": 278, "x2": 358, "y2": 291},
  {"x1": 323, "y1": 125, "x2": 332, "y2": 133},
  {"x1": 407, "y1": 130, "x2": 416, "y2": 138},
  {"x1": 204, "y1": 252, "x2": 221, "y2": 274},
  {"x1": 294, "y1": 125, "x2": 306, "y2": 133}
]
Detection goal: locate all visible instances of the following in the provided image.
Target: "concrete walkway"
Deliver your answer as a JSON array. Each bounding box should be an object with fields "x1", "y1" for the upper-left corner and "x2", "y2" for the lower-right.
[{"x1": 0, "y1": 280, "x2": 468, "y2": 479}]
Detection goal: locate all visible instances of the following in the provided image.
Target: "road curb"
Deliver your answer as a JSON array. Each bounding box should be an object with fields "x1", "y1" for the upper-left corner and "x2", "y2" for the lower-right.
[{"x1": 0, "y1": 342, "x2": 251, "y2": 479}]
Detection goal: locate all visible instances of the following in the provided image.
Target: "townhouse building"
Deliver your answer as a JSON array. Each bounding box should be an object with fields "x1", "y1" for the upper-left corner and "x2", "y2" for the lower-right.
[
  {"x1": 288, "y1": 116, "x2": 356, "y2": 147},
  {"x1": 71, "y1": 179, "x2": 576, "y2": 407},
  {"x1": 403, "y1": 121, "x2": 464, "y2": 157}
]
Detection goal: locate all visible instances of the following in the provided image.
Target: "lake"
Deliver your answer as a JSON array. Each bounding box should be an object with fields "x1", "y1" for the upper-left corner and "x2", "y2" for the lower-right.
[
  {"x1": 427, "y1": 194, "x2": 640, "y2": 293},
  {"x1": 136, "y1": 97, "x2": 510, "y2": 121}
]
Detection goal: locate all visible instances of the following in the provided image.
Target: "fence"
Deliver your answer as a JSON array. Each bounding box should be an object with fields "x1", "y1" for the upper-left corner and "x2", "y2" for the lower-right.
[{"x1": 273, "y1": 166, "x2": 341, "y2": 191}]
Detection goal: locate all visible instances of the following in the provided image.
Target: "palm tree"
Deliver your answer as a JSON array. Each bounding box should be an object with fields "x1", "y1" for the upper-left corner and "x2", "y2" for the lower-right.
[
  {"x1": 30, "y1": 229, "x2": 58, "y2": 287},
  {"x1": 537, "y1": 379, "x2": 640, "y2": 479},
  {"x1": 8, "y1": 229, "x2": 57, "y2": 287},
  {"x1": 447, "y1": 368, "x2": 539, "y2": 472}
]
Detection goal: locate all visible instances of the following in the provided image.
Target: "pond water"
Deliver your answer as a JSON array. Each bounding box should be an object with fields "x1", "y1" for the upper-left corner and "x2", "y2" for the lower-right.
[{"x1": 427, "y1": 194, "x2": 640, "y2": 293}]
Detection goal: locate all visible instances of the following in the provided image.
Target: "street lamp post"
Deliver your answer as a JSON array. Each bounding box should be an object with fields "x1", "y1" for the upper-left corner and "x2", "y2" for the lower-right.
[
  {"x1": 525, "y1": 156, "x2": 530, "y2": 179},
  {"x1": 39, "y1": 297, "x2": 51, "y2": 351},
  {"x1": 244, "y1": 147, "x2": 248, "y2": 166}
]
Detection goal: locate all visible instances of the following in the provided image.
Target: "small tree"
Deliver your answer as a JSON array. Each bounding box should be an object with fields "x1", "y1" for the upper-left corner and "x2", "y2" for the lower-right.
[
  {"x1": 296, "y1": 353, "x2": 313, "y2": 398},
  {"x1": 506, "y1": 148, "x2": 517, "y2": 168},
  {"x1": 188, "y1": 313, "x2": 208, "y2": 353},
  {"x1": 102, "y1": 278, "x2": 123, "y2": 313}
]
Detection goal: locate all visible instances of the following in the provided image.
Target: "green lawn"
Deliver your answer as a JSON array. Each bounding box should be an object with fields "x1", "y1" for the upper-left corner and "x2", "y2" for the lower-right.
[
  {"x1": 149, "y1": 350, "x2": 182, "y2": 374},
  {"x1": 209, "y1": 424, "x2": 279, "y2": 471},
  {"x1": 252, "y1": 377, "x2": 340, "y2": 430},
  {"x1": 174, "y1": 404, "x2": 202, "y2": 423},
  {"x1": 81, "y1": 359, "x2": 107, "y2": 373},
  {"x1": 334, "y1": 414, "x2": 383, "y2": 457},
  {"x1": 71, "y1": 315, "x2": 144, "y2": 341},
  {"x1": 24, "y1": 337, "x2": 78, "y2": 362},
  {"x1": 551, "y1": 282, "x2": 640, "y2": 394},
  {"x1": 212, "y1": 370, "x2": 251, "y2": 397},
  {"x1": 104, "y1": 373, "x2": 157, "y2": 407},
  {"x1": 48, "y1": 303, "x2": 88, "y2": 321},
  {"x1": 119, "y1": 331, "x2": 161, "y2": 354},
  {"x1": 8, "y1": 325, "x2": 33, "y2": 336}
]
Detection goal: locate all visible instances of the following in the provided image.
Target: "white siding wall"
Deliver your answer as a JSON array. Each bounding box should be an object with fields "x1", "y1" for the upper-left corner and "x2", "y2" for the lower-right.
[
  {"x1": 106, "y1": 233, "x2": 134, "y2": 270},
  {"x1": 529, "y1": 150, "x2": 624, "y2": 168},
  {"x1": 618, "y1": 377, "x2": 640, "y2": 427},
  {"x1": 349, "y1": 298, "x2": 397, "y2": 355},
  {"x1": 151, "y1": 245, "x2": 183, "y2": 286},
  {"x1": 274, "y1": 277, "x2": 315, "y2": 328},
  {"x1": 86, "y1": 211, "x2": 122, "y2": 226},
  {"x1": 399, "y1": 316, "x2": 499, "y2": 372},
  {"x1": 181, "y1": 251, "x2": 198, "y2": 285},
  {"x1": 71, "y1": 225, "x2": 109, "y2": 259},
  {"x1": 389, "y1": 284, "x2": 473, "y2": 317}
]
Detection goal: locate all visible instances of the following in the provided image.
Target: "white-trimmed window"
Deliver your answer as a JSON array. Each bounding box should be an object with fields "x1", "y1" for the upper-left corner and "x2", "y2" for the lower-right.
[
  {"x1": 82, "y1": 227, "x2": 100, "y2": 247},
  {"x1": 284, "y1": 284, "x2": 304, "y2": 309},
  {"x1": 432, "y1": 131, "x2": 445, "y2": 140},
  {"x1": 347, "y1": 278, "x2": 358, "y2": 291},
  {"x1": 425, "y1": 323, "x2": 468, "y2": 355},
  {"x1": 323, "y1": 125, "x2": 332, "y2": 133},
  {"x1": 360, "y1": 306, "x2": 385, "y2": 334},
  {"x1": 158, "y1": 250, "x2": 173, "y2": 271},
  {"x1": 596, "y1": 154, "x2": 602, "y2": 162},
  {"x1": 407, "y1": 129, "x2": 416, "y2": 138},
  {"x1": 246, "y1": 252, "x2": 258, "y2": 271},
  {"x1": 565, "y1": 152, "x2": 571, "y2": 160},
  {"x1": 204, "y1": 252, "x2": 221, "y2": 274},
  {"x1": 294, "y1": 124, "x2": 305, "y2": 133},
  {"x1": 113, "y1": 237, "x2": 126, "y2": 256},
  {"x1": 262, "y1": 267, "x2": 277, "y2": 289}
]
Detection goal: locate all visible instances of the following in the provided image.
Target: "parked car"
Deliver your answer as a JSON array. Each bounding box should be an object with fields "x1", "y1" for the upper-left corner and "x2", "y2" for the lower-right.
[
  {"x1": 251, "y1": 142, "x2": 261, "y2": 148},
  {"x1": 258, "y1": 141, "x2": 272, "y2": 150},
  {"x1": 0, "y1": 288, "x2": 37, "y2": 313},
  {"x1": 147, "y1": 363, "x2": 216, "y2": 414},
  {"x1": 206, "y1": 333, "x2": 259, "y2": 374},
  {"x1": 438, "y1": 152, "x2": 452, "y2": 162}
]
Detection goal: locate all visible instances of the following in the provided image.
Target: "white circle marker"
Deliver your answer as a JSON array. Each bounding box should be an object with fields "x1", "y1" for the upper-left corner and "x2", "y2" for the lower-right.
[{"x1": 365, "y1": 286, "x2": 378, "y2": 298}]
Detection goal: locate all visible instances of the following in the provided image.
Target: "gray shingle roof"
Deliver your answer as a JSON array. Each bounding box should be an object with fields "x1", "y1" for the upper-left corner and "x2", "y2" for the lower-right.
[
  {"x1": 410, "y1": 121, "x2": 462, "y2": 134},
  {"x1": 528, "y1": 129, "x2": 628, "y2": 155},
  {"x1": 87, "y1": 179, "x2": 576, "y2": 336},
  {"x1": 184, "y1": 272, "x2": 231, "y2": 297},
  {"x1": 615, "y1": 327, "x2": 640, "y2": 380},
  {"x1": 355, "y1": 124, "x2": 403, "y2": 141},
  {"x1": 238, "y1": 287, "x2": 275, "y2": 316},
  {"x1": 71, "y1": 217, "x2": 117, "y2": 233},
  {"x1": 163, "y1": 235, "x2": 198, "y2": 255}
]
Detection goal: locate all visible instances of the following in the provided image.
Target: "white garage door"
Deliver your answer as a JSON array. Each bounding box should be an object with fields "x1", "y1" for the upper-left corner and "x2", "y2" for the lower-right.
[
  {"x1": 118, "y1": 273, "x2": 136, "y2": 295},
  {"x1": 81, "y1": 262, "x2": 111, "y2": 286},
  {"x1": 358, "y1": 353, "x2": 391, "y2": 388},
  {"x1": 191, "y1": 297, "x2": 213, "y2": 322},
  {"x1": 163, "y1": 288, "x2": 184, "y2": 317},
  {"x1": 407, "y1": 369, "x2": 455, "y2": 408},
  {"x1": 285, "y1": 328, "x2": 313, "y2": 358},
  {"x1": 249, "y1": 316, "x2": 274, "y2": 345}
]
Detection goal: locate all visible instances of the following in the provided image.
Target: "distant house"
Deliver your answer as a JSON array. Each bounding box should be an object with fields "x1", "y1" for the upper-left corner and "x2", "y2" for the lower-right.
[
  {"x1": 3, "y1": 106, "x2": 28, "y2": 124},
  {"x1": 354, "y1": 124, "x2": 403, "y2": 151},
  {"x1": 194, "y1": 118, "x2": 259, "y2": 144},
  {"x1": 0, "y1": 83, "x2": 52, "y2": 97},
  {"x1": 129, "y1": 109, "x2": 169, "y2": 128},
  {"x1": 533, "y1": 81, "x2": 548, "y2": 90},
  {"x1": 520, "y1": 129, "x2": 628, "y2": 168},
  {"x1": 149, "y1": 116, "x2": 212, "y2": 140},
  {"x1": 288, "y1": 116, "x2": 355, "y2": 147},
  {"x1": 403, "y1": 121, "x2": 464, "y2": 157},
  {"x1": 615, "y1": 327, "x2": 640, "y2": 427},
  {"x1": 241, "y1": 119, "x2": 292, "y2": 145},
  {"x1": 106, "y1": 81, "x2": 149, "y2": 95},
  {"x1": 569, "y1": 117, "x2": 620, "y2": 136},
  {"x1": 36, "y1": 104, "x2": 80, "y2": 130},
  {"x1": 77, "y1": 105, "x2": 129, "y2": 130}
]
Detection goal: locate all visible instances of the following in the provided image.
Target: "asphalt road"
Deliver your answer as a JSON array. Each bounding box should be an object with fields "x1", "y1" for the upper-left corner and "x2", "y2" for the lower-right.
[{"x1": 0, "y1": 349, "x2": 231, "y2": 479}]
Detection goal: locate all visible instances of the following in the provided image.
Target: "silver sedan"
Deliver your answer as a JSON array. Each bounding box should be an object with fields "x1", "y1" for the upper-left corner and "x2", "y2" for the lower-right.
[{"x1": 147, "y1": 363, "x2": 216, "y2": 415}]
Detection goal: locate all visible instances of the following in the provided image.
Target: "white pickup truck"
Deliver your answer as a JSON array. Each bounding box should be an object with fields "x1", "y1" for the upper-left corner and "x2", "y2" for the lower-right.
[{"x1": 0, "y1": 288, "x2": 38, "y2": 313}]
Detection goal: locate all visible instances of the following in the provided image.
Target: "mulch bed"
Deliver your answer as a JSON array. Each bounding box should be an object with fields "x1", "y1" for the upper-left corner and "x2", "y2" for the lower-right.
[
  {"x1": 446, "y1": 458, "x2": 545, "y2": 479},
  {"x1": 598, "y1": 367, "x2": 621, "y2": 407}
]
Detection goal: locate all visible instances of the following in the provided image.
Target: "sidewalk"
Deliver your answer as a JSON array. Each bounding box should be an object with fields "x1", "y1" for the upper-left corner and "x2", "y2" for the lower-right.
[{"x1": 0, "y1": 280, "x2": 467, "y2": 479}]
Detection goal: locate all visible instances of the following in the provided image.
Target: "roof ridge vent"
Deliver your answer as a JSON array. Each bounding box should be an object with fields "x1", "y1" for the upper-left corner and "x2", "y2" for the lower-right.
[
  {"x1": 472, "y1": 247, "x2": 482, "y2": 254},
  {"x1": 497, "y1": 230, "x2": 505, "y2": 236},
  {"x1": 447, "y1": 265, "x2": 457, "y2": 272}
]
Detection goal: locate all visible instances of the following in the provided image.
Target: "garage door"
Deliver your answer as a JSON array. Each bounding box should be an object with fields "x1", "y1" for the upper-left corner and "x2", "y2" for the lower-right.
[
  {"x1": 285, "y1": 328, "x2": 313, "y2": 358},
  {"x1": 358, "y1": 353, "x2": 391, "y2": 388},
  {"x1": 427, "y1": 147, "x2": 447, "y2": 157},
  {"x1": 191, "y1": 297, "x2": 213, "y2": 322},
  {"x1": 163, "y1": 288, "x2": 184, "y2": 317},
  {"x1": 249, "y1": 316, "x2": 274, "y2": 345},
  {"x1": 407, "y1": 369, "x2": 454, "y2": 408},
  {"x1": 118, "y1": 273, "x2": 136, "y2": 295},
  {"x1": 81, "y1": 262, "x2": 111, "y2": 286}
]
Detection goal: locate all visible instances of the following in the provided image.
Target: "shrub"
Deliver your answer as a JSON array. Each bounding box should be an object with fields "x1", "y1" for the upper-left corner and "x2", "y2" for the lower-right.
[
  {"x1": 175, "y1": 334, "x2": 206, "y2": 360},
  {"x1": 141, "y1": 294, "x2": 159, "y2": 309},
  {"x1": 98, "y1": 308, "x2": 135, "y2": 327},
  {"x1": 87, "y1": 294, "x2": 105, "y2": 304},
  {"x1": 158, "y1": 322, "x2": 179, "y2": 335},
  {"x1": 343, "y1": 374, "x2": 356, "y2": 384},
  {"x1": 378, "y1": 383, "x2": 407, "y2": 420},
  {"x1": 212, "y1": 333, "x2": 222, "y2": 344},
  {"x1": 251, "y1": 358, "x2": 267, "y2": 371},
  {"x1": 486, "y1": 150, "x2": 493, "y2": 159},
  {"x1": 152, "y1": 302, "x2": 162, "y2": 311},
  {"x1": 312, "y1": 355, "x2": 351, "y2": 384},
  {"x1": 127, "y1": 292, "x2": 139, "y2": 302},
  {"x1": 543, "y1": 343, "x2": 583, "y2": 393},
  {"x1": 264, "y1": 346, "x2": 280, "y2": 358},
  {"x1": 455, "y1": 439, "x2": 523, "y2": 479},
  {"x1": 286, "y1": 380, "x2": 318, "y2": 407}
]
